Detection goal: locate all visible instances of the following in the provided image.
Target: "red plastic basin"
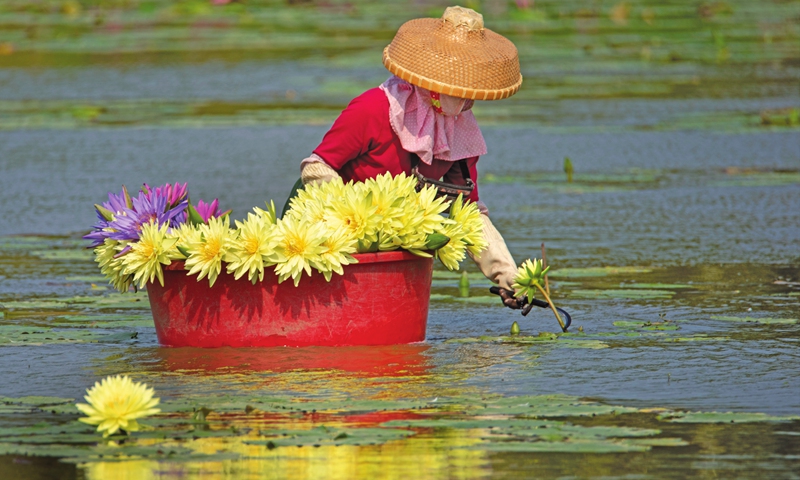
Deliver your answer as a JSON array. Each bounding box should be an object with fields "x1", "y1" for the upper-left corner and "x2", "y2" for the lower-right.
[{"x1": 146, "y1": 251, "x2": 433, "y2": 347}]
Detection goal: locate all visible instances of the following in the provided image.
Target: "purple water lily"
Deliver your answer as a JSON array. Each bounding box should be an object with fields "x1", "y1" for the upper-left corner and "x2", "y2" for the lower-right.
[
  {"x1": 85, "y1": 183, "x2": 190, "y2": 249},
  {"x1": 83, "y1": 188, "x2": 132, "y2": 248},
  {"x1": 109, "y1": 190, "x2": 187, "y2": 242},
  {"x1": 195, "y1": 199, "x2": 222, "y2": 222},
  {"x1": 142, "y1": 182, "x2": 188, "y2": 209}
]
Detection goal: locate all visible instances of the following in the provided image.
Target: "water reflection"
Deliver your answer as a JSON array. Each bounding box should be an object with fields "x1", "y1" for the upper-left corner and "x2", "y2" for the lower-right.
[{"x1": 151, "y1": 344, "x2": 433, "y2": 378}]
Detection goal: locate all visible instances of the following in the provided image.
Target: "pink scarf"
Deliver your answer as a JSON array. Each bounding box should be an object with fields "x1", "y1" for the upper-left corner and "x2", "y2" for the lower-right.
[{"x1": 379, "y1": 76, "x2": 487, "y2": 165}]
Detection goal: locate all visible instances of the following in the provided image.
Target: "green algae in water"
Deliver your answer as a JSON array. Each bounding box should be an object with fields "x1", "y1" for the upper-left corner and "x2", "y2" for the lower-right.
[
  {"x1": 569, "y1": 289, "x2": 675, "y2": 299},
  {"x1": 0, "y1": 325, "x2": 139, "y2": 346},
  {"x1": 613, "y1": 320, "x2": 680, "y2": 331},
  {"x1": 246, "y1": 426, "x2": 414, "y2": 448},
  {"x1": 659, "y1": 411, "x2": 800, "y2": 424},
  {"x1": 2, "y1": 291, "x2": 150, "y2": 312},
  {"x1": 711, "y1": 315, "x2": 798, "y2": 325},
  {"x1": 620, "y1": 283, "x2": 693, "y2": 289},
  {"x1": 29, "y1": 249, "x2": 93, "y2": 261},
  {"x1": 548, "y1": 266, "x2": 654, "y2": 278}
]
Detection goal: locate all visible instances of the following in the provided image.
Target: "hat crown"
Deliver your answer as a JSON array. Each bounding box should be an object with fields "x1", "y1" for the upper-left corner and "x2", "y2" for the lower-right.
[
  {"x1": 383, "y1": 6, "x2": 523, "y2": 100},
  {"x1": 442, "y1": 6, "x2": 483, "y2": 31}
]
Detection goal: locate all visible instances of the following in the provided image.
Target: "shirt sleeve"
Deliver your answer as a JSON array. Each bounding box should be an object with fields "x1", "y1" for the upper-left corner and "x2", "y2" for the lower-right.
[
  {"x1": 312, "y1": 92, "x2": 378, "y2": 170},
  {"x1": 442, "y1": 156, "x2": 480, "y2": 204}
]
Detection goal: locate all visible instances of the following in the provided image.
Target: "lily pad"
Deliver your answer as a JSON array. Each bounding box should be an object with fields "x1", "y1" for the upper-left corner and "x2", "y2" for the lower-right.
[
  {"x1": 247, "y1": 426, "x2": 414, "y2": 448},
  {"x1": 620, "y1": 283, "x2": 693, "y2": 289},
  {"x1": 548, "y1": 267, "x2": 653, "y2": 278},
  {"x1": 569, "y1": 289, "x2": 675, "y2": 299},
  {"x1": 0, "y1": 325, "x2": 139, "y2": 346},
  {"x1": 710, "y1": 316, "x2": 798, "y2": 325},
  {"x1": 659, "y1": 412, "x2": 800, "y2": 423},
  {"x1": 467, "y1": 395, "x2": 638, "y2": 418},
  {"x1": 29, "y1": 249, "x2": 93, "y2": 261},
  {"x1": 666, "y1": 335, "x2": 730, "y2": 342},
  {"x1": 614, "y1": 320, "x2": 680, "y2": 331}
]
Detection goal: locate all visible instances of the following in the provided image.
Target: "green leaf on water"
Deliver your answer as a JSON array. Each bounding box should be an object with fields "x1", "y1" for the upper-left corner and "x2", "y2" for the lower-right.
[
  {"x1": 620, "y1": 283, "x2": 693, "y2": 289},
  {"x1": 557, "y1": 339, "x2": 610, "y2": 349},
  {"x1": 381, "y1": 418, "x2": 555, "y2": 430},
  {"x1": 614, "y1": 320, "x2": 680, "y2": 331},
  {"x1": 29, "y1": 249, "x2": 93, "y2": 261},
  {"x1": 246, "y1": 426, "x2": 414, "y2": 448},
  {"x1": 710, "y1": 316, "x2": 798, "y2": 325},
  {"x1": 468, "y1": 439, "x2": 652, "y2": 453},
  {"x1": 52, "y1": 314, "x2": 153, "y2": 328},
  {"x1": 428, "y1": 294, "x2": 452, "y2": 301},
  {"x1": 569, "y1": 289, "x2": 675, "y2": 299},
  {"x1": 0, "y1": 396, "x2": 75, "y2": 407},
  {"x1": 659, "y1": 411, "x2": 800, "y2": 423},
  {"x1": 467, "y1": 395, "x2": 638, "y2": 418},
  {"x1": 666, "y1": 335, "x2": 730, "y2": 342},
  {"x1": 0, "y1": 325, "x2": 139, "y2": 346},
  {"x1": 548, "y1": 267, "x2": 653, "y2": 278}
]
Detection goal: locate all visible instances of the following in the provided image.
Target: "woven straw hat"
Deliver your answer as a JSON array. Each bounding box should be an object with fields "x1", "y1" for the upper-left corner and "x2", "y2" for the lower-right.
[{"x1": 383, "y1": 6, "x2": 522, "y2": 101}]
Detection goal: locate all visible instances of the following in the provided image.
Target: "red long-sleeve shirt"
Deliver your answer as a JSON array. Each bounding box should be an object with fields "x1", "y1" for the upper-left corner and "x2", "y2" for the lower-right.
[{"x1": 313, "y1": 88, "x2": 480, "y2": 203}]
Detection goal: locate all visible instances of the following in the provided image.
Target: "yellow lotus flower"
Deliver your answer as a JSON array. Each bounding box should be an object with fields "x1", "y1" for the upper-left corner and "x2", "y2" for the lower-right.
[
  {"x1": 412, "y1": 184, "x2": 449, "y2": 234},
  {"x1": 76, "y1": 375, "x2": 160, "y2": 438},
  {"x1": 121, "y1": 220, "x2": 177, "y2": 289},
  {"x1": 325, "y1": 185, "x2": 382, "y2": 252},
  {"x1": 434, "y1": 220, "x2": 466, "y2": 270},
  {"x1": 169, "y1": 222, "x2": 202, "y2": 248},
  {"x1": 184, "y1": 216, "x2": 236, "y2": 287},
  {"x1": 94, "y1": 238, "x2": 133, "y2": 293},
  {"x1": 512, "y1": 258, "x2": 550, "y2": 300},
  {"x1": 253, "y1": 200, "x2": 279, "y2": 225},
  {"x1": 318, "y1": 226, "x2": 358, "y2": 281},
  {"x1": 285, "y1": 177, "x2": 345, "y2": 224},
  {"x1": 273, "y1": 215, "x2": 326, "y2": 286},
  {"x1": 448, "y1": 195, "x2": 487, "y2": 256},
  {"x1": 226, "y1": 211, "x2": 280, "y2": 283}
]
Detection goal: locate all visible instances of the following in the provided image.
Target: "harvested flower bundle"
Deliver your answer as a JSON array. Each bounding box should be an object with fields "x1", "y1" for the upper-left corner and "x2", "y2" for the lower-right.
[{"x1": 85, "y1": 173, "x2": 487, "y2": 292}]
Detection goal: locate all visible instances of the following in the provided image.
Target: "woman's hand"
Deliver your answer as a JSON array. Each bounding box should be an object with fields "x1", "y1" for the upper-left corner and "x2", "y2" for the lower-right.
[{"x1": 493, "y1": 287, "x2": 526, "y2": 310}]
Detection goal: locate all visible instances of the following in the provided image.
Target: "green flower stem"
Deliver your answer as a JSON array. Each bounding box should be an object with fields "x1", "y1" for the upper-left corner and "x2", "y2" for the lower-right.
[
  {"x1": 535, "y1": 284, "x2": 566, "y2": 332},
  {"x1": 541, "y1": 243, "x2": 551, "y2": 298}
]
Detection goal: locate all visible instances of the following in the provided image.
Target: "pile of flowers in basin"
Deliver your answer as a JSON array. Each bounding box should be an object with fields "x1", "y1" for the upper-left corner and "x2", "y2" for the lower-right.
[{"x1": 85, "y1": 174, "x2": 487, "y2": 292}]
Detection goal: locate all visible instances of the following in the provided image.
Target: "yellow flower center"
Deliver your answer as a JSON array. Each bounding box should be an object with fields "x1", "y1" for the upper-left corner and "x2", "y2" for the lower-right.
[
  {"x1": 201, "y1": 238, "x2": 221, "y2": 261},
  {"x1": 244, "y1": 236, "x2": 260, "y2": 256},
  {"x1": 285, "y1": 233, "x2": 307, "y2": 257},
  {"x1": 140, "y1": 241, "x2": 155, "y2": 259}
]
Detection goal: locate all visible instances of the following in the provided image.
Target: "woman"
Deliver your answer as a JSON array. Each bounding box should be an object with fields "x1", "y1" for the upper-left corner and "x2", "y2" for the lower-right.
[{"x1": 299, "y1": 6, "x2": 526, "y2": 309}]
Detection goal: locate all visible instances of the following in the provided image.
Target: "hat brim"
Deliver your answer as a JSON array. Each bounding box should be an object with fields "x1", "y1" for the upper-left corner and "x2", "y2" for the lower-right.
[{"x1": 384, "y1": 47, "x2": 522, "y2": 101}]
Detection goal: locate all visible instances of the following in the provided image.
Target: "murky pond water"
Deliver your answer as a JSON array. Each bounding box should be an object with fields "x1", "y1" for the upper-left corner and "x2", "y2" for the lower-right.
[{"x1": 1, "y1": 0, "x2": 799, "y2": 478}]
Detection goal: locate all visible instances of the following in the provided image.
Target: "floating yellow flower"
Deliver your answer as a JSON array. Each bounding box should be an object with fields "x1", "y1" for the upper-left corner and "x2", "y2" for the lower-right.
[
  {"x1": 121, "y1": 220, "x2": 177, "y2": 289},
  {"x1": 226, "y1": 211, "x2": 281, "y2": 283},
  {"x1": 184, "y1": 216, "x2": 236, "y2": 287},
  {"x1": 76, "y1": 375, "x2": 160, "y2": 438},
  {"x1": 274, "y1": 215, "x2": 326, "y2": 286}
]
